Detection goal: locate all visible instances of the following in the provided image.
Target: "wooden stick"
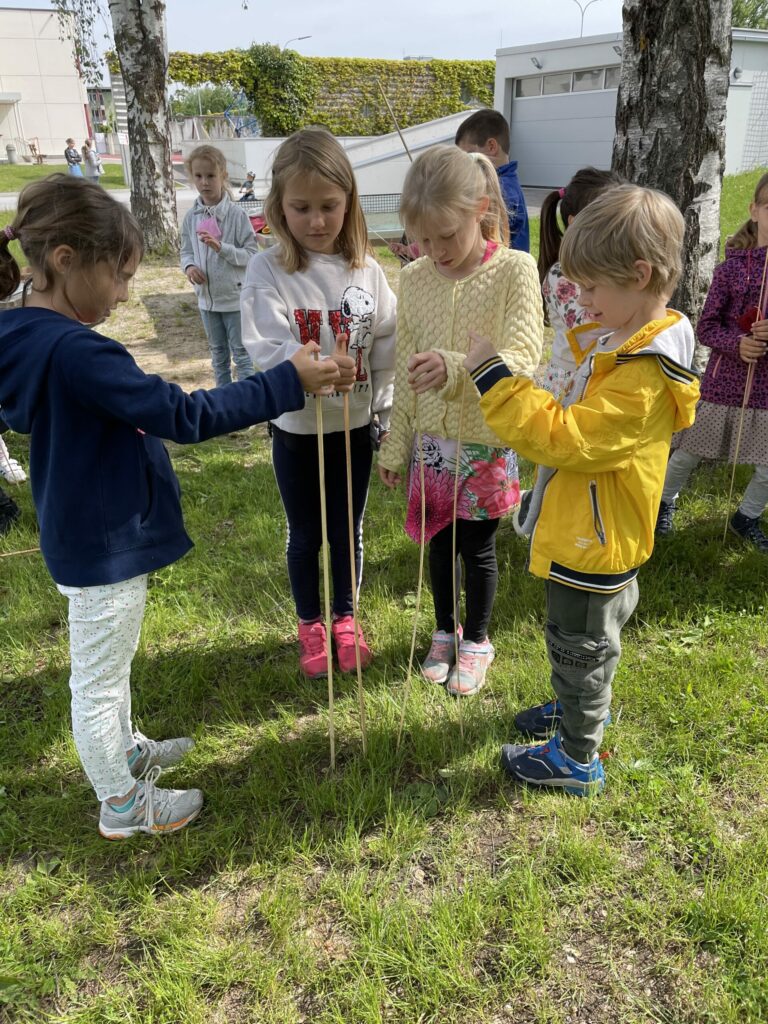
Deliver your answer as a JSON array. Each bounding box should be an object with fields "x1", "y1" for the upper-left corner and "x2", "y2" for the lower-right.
[
  {"x1": 450, "y1": 378, "x2": 467, "y2": 740},
  {"x1": 315, "y1": 379, "x2": 336, "y2": 771},
  {"x1": 0, "y1": 546, "x2": 40, "y2": 558},
  {"x1": 343, "y1": 385, "x2": 368, "y2": 755},
  {"x1": 396, "y1": 401, "x2": 427, "y2": 751},
  {"x1": 375, "y1": 79, "x2": 413, "y2": 162}
]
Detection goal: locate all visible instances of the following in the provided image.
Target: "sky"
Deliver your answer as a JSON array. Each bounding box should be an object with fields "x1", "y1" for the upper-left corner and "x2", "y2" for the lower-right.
[{"x1": 4, "y1": 0, "x2": 624, "y2": 60}]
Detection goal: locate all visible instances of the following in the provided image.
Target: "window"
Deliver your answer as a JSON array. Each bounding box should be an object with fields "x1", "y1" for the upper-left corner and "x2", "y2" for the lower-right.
[
  {"x1": 573, "y1": 68, "x2": 605, "y2": 91},
  {"x1": 543, "y1": 72, "x2": 572, "y2": 95},
  {"x1": 515, "y1": 77, "x2": 542, "y2": 98},
  {"x1": 604, "y1": 66, "x2": 620, "y2": 89}
]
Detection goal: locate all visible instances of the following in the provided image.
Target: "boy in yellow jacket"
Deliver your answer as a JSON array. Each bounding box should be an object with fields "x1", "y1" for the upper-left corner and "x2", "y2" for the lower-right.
[{"x1": 464, "y1": 184, "x2": 700, "y2": 795}]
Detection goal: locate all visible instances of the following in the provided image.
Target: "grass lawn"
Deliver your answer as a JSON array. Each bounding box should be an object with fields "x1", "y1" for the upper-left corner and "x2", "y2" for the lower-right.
[
  {"x1": 1, "y1": 169, "x2": 768, "y2": 1023},
  {"x1": 0, "y1": 162, "x2": 126, "y2": 192}
]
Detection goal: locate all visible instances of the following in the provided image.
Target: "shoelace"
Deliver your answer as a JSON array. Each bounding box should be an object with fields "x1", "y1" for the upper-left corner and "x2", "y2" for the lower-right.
[
  {"x1": 301, "y1": 629, "x2": 326, "y2": 655},
  {"x1": 137, "y1": 764, "x2": 163, "y2": 827},
  {"x1": 133, "y1": 731, "x2": 178, "y2": 767}
]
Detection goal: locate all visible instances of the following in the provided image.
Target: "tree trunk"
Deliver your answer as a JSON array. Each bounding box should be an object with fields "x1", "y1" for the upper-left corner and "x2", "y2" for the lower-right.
[
  {"x1": 108, "y1": 0, "x2": 178, "y2": 253},
  {"x1": 613, "y1": 0, "x2": 732, "y2": 370}
]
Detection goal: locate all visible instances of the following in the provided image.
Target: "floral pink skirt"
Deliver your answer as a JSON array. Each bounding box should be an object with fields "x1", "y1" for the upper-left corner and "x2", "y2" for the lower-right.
[{"x1": 405, "y1": 433, "x2": 520, "y2": 543}]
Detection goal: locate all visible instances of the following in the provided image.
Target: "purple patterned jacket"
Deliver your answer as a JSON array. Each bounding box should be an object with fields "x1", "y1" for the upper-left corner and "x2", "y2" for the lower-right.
[{"x1": 698, "y1": 245, "x2": 768, "y2": 409}]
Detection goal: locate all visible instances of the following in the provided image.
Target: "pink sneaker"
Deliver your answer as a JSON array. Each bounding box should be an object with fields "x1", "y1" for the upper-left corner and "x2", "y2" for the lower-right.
[
  {"x1": 298, "y1": 620, "x2": 329, "y2": 678},
  {"x1": 331, "y1": 615, "x2": 373, "y2": 673},
  {"x1": 421, "y1": 626, "x2": 462, "y2": 685},
  {"x1": 445, "y1": 638, "x2": 495, "y2": 697}
]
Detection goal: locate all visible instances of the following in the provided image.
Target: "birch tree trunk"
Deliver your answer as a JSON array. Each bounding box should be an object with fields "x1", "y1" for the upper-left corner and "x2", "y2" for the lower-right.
[
  {"x1": 108, "y1": 0, "x2": 178, "y2": 253},
  {"x1": 613, "y1": 0, "x2": 732, "y2": 370}
]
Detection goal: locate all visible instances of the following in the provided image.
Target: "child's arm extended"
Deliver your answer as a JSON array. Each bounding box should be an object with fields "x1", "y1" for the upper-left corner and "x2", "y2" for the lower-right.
[
  {"x1": 434, "y1": 253, "x2": 543, "y2": 401},
  {"x1": 58, "y1": 330, "x2": 343, "y2": 443},
  {"x1": 464, "y1": 333, "x2": 657, "y2": 473}
]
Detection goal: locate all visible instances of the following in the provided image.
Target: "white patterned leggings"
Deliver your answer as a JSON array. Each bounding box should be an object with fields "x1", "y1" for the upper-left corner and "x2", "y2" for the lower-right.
[
  {"x1": 661, "y1": 450, "x2": 768, "y2": 520},
  {"x1": 56, "y1": 575, "x2": 147, "y2": 801}
]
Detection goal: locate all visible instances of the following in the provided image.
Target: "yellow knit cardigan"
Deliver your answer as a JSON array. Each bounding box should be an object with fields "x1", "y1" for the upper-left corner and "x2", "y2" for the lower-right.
[{"x1": 378, "y1": 246, "x2": 544, "y2": 473}]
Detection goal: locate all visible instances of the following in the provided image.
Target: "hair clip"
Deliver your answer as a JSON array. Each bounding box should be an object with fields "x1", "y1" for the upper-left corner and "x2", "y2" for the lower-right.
[
  {"x1": 2, "y1": 225, "x2": 16, "y2": 241},
  {"x1": 558, "y1": 187, "x2": 566, "y2": 199}
]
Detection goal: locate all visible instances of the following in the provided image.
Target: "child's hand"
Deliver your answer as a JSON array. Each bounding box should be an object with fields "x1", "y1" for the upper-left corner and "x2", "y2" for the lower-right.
[
  {"x1": 464, "y1": 331, "x2": 499, "y2": 373},
  {"x1": 739, "y1": 333, "x2": 767, "y2": 364},
  {"x1": 198, "y1": 231, "x2": 222, "y2": 253},
  {"x1": 332, "y1": 333, "x2": 357, "y2": 393},
  {"x1": 186, "y1": 265, "x2": 206, "y2": 285},
  {"x1": 378, "y1": 464, "x2": 401, "y2": 489},
  {"x1": 407, "y1": 351, "x2": 447, "y2": 393},
  {"x1": 750, "y1": 318, "x2": 768, "y2": 342},
  {"x1": 290, "y1": 343, "x2": 341, "y2": 395}
]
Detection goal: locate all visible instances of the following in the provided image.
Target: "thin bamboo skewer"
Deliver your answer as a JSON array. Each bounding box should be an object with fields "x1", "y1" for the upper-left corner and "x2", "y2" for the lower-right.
[
  {"x1": 396, "y1": 401, "x2": 427, "y2": 751},
  {"x1": 342, "y1": 333, "x2": 368, "y2": 755},
  {"x1": 722, "y1": 247, "x2": 768, "y2": 541},
  {"x1": 0, "y1": 546, "x2": 39, "y2": 558},
  {"x1": 450, "y1": 377, "x2": 467, "y2": 741},
  {"x1": 314, "y1": 365, "x2": 336, "y2": 771}
]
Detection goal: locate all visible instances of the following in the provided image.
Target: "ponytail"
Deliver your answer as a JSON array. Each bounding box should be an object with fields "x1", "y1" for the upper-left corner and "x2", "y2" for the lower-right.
[
  {"x1": 471, "y1": 153, "x2": 510, "y2": 247},
  {"x1": 537, "y1": 189, "x2": 565, "y2": 284},
  {"x1": 0, "y1": 224, "x2": 21, "y2": 301}
]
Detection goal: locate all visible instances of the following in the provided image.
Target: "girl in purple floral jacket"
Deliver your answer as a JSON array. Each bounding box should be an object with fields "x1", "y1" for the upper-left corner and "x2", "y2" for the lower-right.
[{"x1": 657, "y1": 172, "x2": 768, "y2": 549}]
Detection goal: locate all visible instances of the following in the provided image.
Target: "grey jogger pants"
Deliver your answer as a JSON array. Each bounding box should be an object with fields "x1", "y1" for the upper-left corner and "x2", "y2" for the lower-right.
[{"x1": 545, "y1": 578, "x2": 639, "y2": 762}]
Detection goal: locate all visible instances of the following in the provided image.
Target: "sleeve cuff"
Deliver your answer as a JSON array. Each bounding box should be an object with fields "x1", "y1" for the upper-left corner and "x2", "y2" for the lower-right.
[{"x1": 469, "y1": 356, "x2": 512, "y2": 394}]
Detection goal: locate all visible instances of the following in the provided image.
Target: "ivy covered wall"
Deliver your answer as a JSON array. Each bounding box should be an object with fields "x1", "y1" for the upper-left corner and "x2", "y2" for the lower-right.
[{"x1": 163, "y1": 49, "x2": 494, "y2": 136}]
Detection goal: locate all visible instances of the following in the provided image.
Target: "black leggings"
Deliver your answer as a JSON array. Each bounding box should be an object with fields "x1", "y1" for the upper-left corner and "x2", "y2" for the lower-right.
[
  {"x1": 429, "y1": 518, "x2": 500, "y2": 644},
  {"x1": 272, "y1": 424, "x2": 372, "y2": 622}
]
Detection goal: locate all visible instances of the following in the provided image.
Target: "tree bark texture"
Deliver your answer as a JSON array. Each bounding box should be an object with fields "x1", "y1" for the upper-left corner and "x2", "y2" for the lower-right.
[
  {"x1": 108, "y1": 0, "x2": 179, "y2": 253},
  {"x1": 613, "y1": 0, "x2": 732, "y2": 365}
]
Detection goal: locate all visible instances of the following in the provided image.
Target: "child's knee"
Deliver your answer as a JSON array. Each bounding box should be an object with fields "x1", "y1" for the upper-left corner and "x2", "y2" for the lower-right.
[{"x1": 545, "y1": 622, "x2": 611, "y2": 694}]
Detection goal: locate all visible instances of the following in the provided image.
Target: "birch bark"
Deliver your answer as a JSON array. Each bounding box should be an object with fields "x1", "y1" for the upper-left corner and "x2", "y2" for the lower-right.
[{"x1": 613, "y1": 0, "x2": 733, "y2": 369}]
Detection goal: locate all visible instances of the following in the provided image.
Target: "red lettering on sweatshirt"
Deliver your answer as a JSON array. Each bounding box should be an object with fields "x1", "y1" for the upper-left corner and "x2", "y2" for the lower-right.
[{"x1": 293, "y1": 308, "x2": 324, "y2": 345}]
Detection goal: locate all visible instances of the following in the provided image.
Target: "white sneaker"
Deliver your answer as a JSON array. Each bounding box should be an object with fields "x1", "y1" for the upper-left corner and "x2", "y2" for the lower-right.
[
  {"x1": 421, "y1": 627, "x2": 462, "y2": 685},
  {"x1": 128, "y1": 731, "x2": 195, "y2": 778},
  {"x1": 99, "y1": 766, "x2": 203, "y2": 839},
  {"x1": 0, "y1": 457, "x2": 26, "y2": 484},
  {"x1": 446, "y1": 638, "x2": 495, "y2": 697}
]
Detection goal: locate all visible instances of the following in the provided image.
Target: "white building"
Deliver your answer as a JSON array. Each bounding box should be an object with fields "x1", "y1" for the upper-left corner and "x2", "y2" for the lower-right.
[
  {"x1": 494, "y1": 28, "x2": 768, "y2": 187},
  {"x1": 0, "y1": 6, "x2": 90, "y2": 161}
]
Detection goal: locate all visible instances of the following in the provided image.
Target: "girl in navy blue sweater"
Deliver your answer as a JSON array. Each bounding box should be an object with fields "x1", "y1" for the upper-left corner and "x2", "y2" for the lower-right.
[{"x1": 0, "y1": 175, "x2": 353, "y2": 839}]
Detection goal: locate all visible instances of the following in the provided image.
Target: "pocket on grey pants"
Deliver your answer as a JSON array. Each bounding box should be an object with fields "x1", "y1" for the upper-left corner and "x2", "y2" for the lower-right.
[{"x1": 545, "y1": 623, "x2": 610, "y2": 694}]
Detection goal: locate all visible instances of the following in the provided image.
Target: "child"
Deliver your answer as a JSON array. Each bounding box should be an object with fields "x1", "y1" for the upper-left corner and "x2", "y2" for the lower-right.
[
  {"x1": 537, "y1": 167, "x2": 625, "y2": 397},
  {"x1": 64, "y1": 138, "x2": 82, "y2": 177},
  {"x1": 656, "y1": 172, "x2": 768, "y2": 549},
  {"x1": 181, "y1": 145, "x2": 259, "y2": 386},
  {"x1": 0, "y1": 175, "x2": 351, "y2": 838},
  {"x1": 238, "y1": 171, "x2": 257, "y2": 202},
  {"x1": 378, "y1": 145, "x2": 543, "y2": 697},
  {"x1": 241, "y1": 128, "x2": 397, "y2": 678},
  {"x1": 455, "y1": 109, "x2": 530, "y2": 253},
  {"x1": 464, "y1": 184, "x2": 700, "y2": 793},
  {"x1": 81, "y1": 139, "x2": 103, "y2": 185}
]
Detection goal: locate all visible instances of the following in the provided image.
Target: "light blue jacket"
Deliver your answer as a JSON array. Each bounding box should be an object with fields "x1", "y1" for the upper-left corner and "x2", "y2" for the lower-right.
[{"x1": 180, "y1": 194, "x2": 259, "y2": 312}]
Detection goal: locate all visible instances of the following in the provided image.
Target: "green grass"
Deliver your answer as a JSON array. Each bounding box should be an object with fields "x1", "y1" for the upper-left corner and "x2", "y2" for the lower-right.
[
  {"x1": 0, "y1": 162, "x2": 126, "y2": 191},
  {"x1": 2, "y1": 166, "x2": 768, "y2": 1023}
]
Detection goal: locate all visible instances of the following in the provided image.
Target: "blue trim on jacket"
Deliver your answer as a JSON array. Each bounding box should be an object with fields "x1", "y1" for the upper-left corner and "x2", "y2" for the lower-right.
[{"x1": 0, "y1": 308, "x2": 305, "y2": 586}]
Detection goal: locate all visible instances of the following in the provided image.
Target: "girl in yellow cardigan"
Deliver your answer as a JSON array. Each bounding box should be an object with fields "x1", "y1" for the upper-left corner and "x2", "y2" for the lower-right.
[{"x1": 378, "y1": 146, "x2": 542, "y2": 696}]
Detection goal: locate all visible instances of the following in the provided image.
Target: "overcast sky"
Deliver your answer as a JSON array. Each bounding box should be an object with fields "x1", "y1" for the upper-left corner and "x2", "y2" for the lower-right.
[{"x1": 6, "y1": 0, "x2": 623, "y2": 60}]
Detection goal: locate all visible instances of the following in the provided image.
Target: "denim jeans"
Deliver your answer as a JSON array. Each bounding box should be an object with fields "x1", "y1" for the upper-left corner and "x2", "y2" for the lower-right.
[{"x1": 199, "y1": 309, "x2": 253, "y2": 387}]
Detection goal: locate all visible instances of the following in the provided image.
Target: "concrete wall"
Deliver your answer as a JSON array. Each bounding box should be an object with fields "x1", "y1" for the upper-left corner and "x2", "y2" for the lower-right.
[{"x1": 0, "y1": 8, "x2": 89, "y2": 158}]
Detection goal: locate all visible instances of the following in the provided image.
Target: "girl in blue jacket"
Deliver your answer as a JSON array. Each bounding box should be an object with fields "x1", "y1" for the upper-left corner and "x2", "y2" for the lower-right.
[{"x1": 0, "y1": 175, "x2": 352, "y2": 840}]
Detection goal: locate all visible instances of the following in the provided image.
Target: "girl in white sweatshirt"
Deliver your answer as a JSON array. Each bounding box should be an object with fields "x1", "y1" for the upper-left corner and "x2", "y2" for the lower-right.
[{"x1": 241, "y1": 128, "x2": 396, "y2": 679}]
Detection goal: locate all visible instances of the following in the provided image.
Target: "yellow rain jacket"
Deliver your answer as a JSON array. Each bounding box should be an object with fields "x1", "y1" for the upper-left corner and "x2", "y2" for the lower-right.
[{"x1": 471, "y1": 312, "x2": 700, "y2": 592}]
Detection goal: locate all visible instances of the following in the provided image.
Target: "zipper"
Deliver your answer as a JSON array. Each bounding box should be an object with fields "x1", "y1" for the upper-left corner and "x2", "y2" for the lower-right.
[{"x1": 589, "y1": 480, "x2": 607, "y2": 545}]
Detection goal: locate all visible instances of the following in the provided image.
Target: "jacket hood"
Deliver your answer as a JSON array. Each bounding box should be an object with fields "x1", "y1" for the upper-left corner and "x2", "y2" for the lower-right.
[
  {"x1": 613, "y1": 311, "x2": 698, "y2": 431},
  {"x1": 0, "y1": 307, "x2": 79, "y2": 433}
]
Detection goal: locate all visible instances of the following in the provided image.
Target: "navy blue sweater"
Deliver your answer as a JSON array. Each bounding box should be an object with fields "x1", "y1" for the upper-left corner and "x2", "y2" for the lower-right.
[{"x1": 0, "y1": 308, "x2": 305, "y2": 586}]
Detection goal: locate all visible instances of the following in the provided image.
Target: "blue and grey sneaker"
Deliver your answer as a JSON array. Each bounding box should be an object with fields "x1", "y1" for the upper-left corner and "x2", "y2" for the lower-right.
[
  {"x1": 500, "y1": 733, "x2": 605, "y2": 796},
  {"x1": 514, "y1": 700, "x2": 612, "y2": 740}
]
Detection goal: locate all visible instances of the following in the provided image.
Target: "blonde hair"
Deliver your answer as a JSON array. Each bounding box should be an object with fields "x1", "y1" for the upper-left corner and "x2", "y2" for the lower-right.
[
  {"x1": 263, "y1": 128, "x2": 368, "y2": 273},
  {"x1": 560, "y1": 184, "x2": 684, "y2": 298},
  {"x1": 727, "y1": 171, "x2": 768, "y2": 250},
  {"x1": 399, "y1": 145, "x2": 510, "y2": 247},
  {"x1": 184, "y1": 145, "x2": 233, "y2": 199}
]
